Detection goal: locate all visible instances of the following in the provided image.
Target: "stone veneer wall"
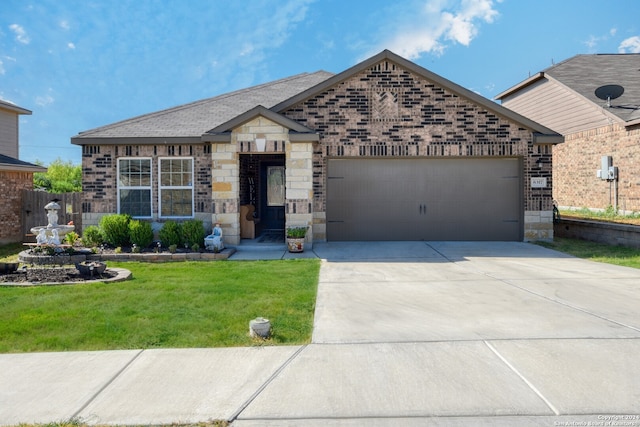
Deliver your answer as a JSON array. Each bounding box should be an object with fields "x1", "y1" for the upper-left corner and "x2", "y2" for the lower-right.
[
  {"x1": 0, "y1": 170, "x2": 34, "y2": 244},
  {"x1": 80, "y1": 143, "x2": 212, "y2": 233},
  {"x1": 282, "y1": 59, "x2": 554, "y2": 241},
  {"x1": 554, "y1": 123, "x2": 640, "y2": 213},
  {"x1": 214, "y1": 116, "x2": 314, "y2": 245}
]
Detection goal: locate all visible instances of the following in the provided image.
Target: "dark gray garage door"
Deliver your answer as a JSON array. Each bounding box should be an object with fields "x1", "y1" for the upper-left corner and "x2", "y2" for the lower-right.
[{"x1": 326, "y1": 158, "x2": 522, "y2": 241}]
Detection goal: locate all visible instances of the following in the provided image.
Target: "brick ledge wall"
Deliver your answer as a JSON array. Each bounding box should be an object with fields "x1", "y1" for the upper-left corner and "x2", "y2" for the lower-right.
[{"x1": 554, "y1": 218, "x2": 640, "y2": 249}]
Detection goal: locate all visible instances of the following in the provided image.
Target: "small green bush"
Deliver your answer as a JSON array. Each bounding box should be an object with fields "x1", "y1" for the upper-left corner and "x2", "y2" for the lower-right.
[
  {"x1": 64, "y1": 231, "x2": 79, "y2": 246},
  {"x1": 81, "y1": 225, "x2": 104, "y2": 247},
  {"x1": 129, "y1": 219, "x2": 154, "y2": 249},
  {"x1": 182, "y1": 219, "x2": 205, "y2": 247},
  {"x1": 159, "y1": 221, "x2": 183, "y2": 247},
  {"x1": 100, "y1": 214, "x2": 131, "y2": 247}
]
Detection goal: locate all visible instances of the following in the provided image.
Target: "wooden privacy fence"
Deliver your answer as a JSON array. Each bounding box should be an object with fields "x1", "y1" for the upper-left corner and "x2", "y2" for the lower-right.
[{"x1": 21, "y1": 191, "x2": 83, "y2": 241}]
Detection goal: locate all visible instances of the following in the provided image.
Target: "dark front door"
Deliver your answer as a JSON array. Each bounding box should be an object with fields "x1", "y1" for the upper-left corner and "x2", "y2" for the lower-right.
[{"x1": 260, "y1": 162, "x2": 285, "y2": 231}]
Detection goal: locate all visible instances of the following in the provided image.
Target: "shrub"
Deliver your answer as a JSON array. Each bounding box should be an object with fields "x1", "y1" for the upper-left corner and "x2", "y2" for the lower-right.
[
  {"x1": 158, "y1": 221, "x2": 183, "y2": 247},
  {"x1": 182, "y1": 219, "x2": 205, "y2": 247},
  {"x1": 129, "y1": 220, "x2": 154, "y2": 248},
  {"x1": 64, "y1": 231, "x2": 79, "y2": 246},
  {"x1": 99, "y1": 214, "x2": 131, "y2": 247},
  {"x1": 81, "y1": 225, "x2": 104, "y2": 247}
]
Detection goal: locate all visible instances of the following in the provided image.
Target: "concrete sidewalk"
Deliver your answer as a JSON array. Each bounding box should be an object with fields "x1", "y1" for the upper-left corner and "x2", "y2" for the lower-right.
[{"x1": 1, "y1": 242, "x2": 639, "y2": 426}]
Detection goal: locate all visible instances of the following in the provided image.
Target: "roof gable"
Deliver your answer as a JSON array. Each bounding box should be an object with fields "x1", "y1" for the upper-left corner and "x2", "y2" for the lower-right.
[
  {"x1": 273, "y1": 49, "x2": 560, "y2": 138},
  {"x1": 203, "y1": 105, "x2": 318, "y2": 142},
  {"x1": 0, "y1": 99, "x2": 31, "y2": 115},
  {"x1": 497, "y1": 54, "x2": 640, "y2": 125}
]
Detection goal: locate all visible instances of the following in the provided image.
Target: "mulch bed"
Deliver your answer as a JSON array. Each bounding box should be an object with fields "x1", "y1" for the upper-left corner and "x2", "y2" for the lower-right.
[{"x1": 0, "y1": 267, "x2": 118, "y2": 284}]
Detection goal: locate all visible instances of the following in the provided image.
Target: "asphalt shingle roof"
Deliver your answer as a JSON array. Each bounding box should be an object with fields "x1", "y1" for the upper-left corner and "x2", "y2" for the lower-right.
[
  {"x1": 73, "y1": 71, "x2": 334, "y2": 140},
  {"x1": 544, "y1": 54, "x2": 640, "y2": 122},
  {"x1": 0, "y1": 153, "x2": 46, "y2": 172}
]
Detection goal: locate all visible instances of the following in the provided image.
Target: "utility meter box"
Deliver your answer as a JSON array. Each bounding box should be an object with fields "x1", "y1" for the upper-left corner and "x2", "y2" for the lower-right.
[
  {"x1": 608, "y1": 166, "x2": 618, "y2": 180},
  {"x1": 599, "y1": 156, "x2": 613, "y2": 180}
]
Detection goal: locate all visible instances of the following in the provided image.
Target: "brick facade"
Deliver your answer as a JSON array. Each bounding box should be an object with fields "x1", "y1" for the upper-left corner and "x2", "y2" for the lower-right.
[
  {"x1": 0, "y1": 171, "x2": 34, "y2": 244},
  {"x1": 554, "y1": 123, "x2": 640, "y2": 213},
  {"x1": 77, "y1": 53, "x2": 558, "y2": 243},
  {"x1": 282, "y1": 59, "x2": 554, "y2": 240},
  {"x1": 81, "y1": 143, "x2": 213, "y2": 232}
]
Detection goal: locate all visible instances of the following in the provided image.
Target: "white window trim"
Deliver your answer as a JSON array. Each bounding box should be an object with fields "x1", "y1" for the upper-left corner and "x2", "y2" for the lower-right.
[
  {"x1": 117, "y1": 157, "x2": 153, "y2": 218},
  {"x1": 158, "y1": 156, "x2": 195, "y2": 219}
]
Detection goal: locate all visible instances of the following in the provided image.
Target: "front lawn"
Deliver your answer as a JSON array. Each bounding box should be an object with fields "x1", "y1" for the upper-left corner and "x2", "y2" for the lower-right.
[
  {"x1": 536, "y1": 237, "x2": 640, "y2": 269},
  {"x1": 0, "y1": 259, "x2": 320, "y2": 353}
]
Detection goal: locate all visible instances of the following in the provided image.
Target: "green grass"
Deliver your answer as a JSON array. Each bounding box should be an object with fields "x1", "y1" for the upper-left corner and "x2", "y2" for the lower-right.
[
  {"x1": 536, "y1": 237, "x2": 640, "y2": 269},
  {"x1": 3, "y1": 236, "x2": 639, "y2": 354},
  {"x1": 0, "y1": 258, "x2": 320, "y2": 353},
  {"x1": 560, "y1": 206, "x2": 640, "y2": 225}
]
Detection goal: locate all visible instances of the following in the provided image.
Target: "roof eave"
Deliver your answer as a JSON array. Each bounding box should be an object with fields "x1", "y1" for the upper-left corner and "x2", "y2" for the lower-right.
[
  {"x1": 0, "y1": 101, "x2": 32, "y2": 115},
  {"x1": 290, "y1": 133, "x2": 320, "y2": 142},
  {"x1": 201, "y1": 134, "x2": 231, "y2": 143},
  {"x1": 71, "y1": 136, "x2": 203, "y2": 145},
  {"x1": 201, "y1": 132, "x2": 318, "y2": 143},
  {"x1": 533, "y1": 133, "x2": 564, "y2": 144},
  {"x1": 0, "y1": 163, "x2": 47, "y2": 172},
  {"x1": 495, "y1": 72, "x2": 546, "y2": 100},
  {"x1": 625, "y1": 117, "x2": 640, "y2": 128}
]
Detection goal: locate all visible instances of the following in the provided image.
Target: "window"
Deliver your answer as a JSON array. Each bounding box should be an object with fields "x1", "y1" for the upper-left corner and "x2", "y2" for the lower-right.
[
  {"x1": 118, "y1": 158, "x2": 152, "y2": 217},
  {"x1": 159, "y1": 157, "x2": 193, "y2": 217},
  {"x1": 267, "y1": 166, "x2": 285, "y2": 206}
]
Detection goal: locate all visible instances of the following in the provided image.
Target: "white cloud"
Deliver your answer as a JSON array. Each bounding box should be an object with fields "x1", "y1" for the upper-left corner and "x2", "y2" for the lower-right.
[
  {"x1": 619, "y1": 36, "x2": 640, "y2": 53},
  {"x1": 0, "y1": 60, "x2": 4, "y2": 75},
  {"x1": 60, "y1": 20, "x2": 70, "y2": 30},
  {"x1": 68, "y1": 42, "x2": 76, "y2": 50},
  {"x1": 9, "y1": 24, "x2": 30, "y2": 44},
  {"x1": 35, "y1": 91, "x2": 55, "y2": 107},
  {"x1": 374, "y1": 0, "x2": 499, "y2": 60}
]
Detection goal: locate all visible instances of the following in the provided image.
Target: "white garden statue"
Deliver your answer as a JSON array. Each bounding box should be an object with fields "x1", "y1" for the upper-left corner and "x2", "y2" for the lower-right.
[{"x1": 204, "y1": 222, "x2": 224, "y2": 252}]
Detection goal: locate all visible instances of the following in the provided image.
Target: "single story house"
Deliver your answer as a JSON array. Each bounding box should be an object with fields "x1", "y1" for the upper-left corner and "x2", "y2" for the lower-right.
[
  {"x1": 496, "y1": 54, "x2": 640, "y2": 213},
  {"x1": 71, "y1": 50, "x2": 562, "y2": 245},
  {"x1": 0, "y1": 99, "x2": 47, "y2": 244}
]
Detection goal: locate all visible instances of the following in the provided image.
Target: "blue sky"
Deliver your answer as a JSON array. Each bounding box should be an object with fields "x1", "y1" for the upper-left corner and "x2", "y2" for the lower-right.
[{"x1": 1, "y1": 0, "x2": 639, "y2": 166}]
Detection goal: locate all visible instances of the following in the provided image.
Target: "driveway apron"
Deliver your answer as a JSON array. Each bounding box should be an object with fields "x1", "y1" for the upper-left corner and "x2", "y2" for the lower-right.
[{"x1": 236, "y1": 241, "x2": 640, "y2": 424}]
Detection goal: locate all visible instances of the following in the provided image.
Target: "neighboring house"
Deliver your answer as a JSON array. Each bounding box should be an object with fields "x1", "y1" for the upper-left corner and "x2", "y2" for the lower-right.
[
  {"x1": 0, "y1": 99, "x2": 47, "y2": 244},
  {"x1": 71, "y1": 50, "x2": 562, "y2": 245},
  {"x1": 496, "y1": 54, "x2": 640, "y2": 213}
]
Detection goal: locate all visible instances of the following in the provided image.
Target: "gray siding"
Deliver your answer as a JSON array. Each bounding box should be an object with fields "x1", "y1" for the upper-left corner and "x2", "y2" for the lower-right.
[{"x1": 0, "y1": 109, "x2": 19, "y2": 158}]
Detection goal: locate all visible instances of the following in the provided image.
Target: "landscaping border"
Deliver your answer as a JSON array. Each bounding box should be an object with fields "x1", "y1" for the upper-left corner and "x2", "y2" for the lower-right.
[
  {"x1": 18, "y1": 248, "x2": 236, "y2": 264},
  {"x1": 554, "y1": 218, "x2": 640, "y2": 249}
]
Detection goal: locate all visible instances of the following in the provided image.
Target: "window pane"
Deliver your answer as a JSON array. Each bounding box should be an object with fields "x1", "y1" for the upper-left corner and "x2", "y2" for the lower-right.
[
  {"x1": 119, "y1": 159, "x2": 151, "y2": 186},
  {"x1": 161, "y1": 189, "x2": 192, "y2": 217},
  {"x1": 120, "y1": 189, "x2": 151, "y2": 217},
  {"x1": 160, "y1": 158, "x2": 192, "y2": 187},
  {"x1": 267, "y1": 166, "x2": 285, "y2": 206}
]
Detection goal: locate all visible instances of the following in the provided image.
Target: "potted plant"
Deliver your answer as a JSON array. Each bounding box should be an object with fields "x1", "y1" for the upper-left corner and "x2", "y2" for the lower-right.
[{"x1": 286, "y1": 225, "x2": 308, "y2": 253}]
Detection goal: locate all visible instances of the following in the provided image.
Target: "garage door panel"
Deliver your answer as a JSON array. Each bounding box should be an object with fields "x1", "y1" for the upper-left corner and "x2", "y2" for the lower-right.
[{"x1": 327, "y1": 158, "x2": 522, "y2": 241}]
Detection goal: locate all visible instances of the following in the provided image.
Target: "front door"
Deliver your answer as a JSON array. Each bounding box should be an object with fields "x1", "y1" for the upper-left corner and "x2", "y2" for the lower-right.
[{"x1": 260, "y1": 162, "x2": 285, "y2": 232}]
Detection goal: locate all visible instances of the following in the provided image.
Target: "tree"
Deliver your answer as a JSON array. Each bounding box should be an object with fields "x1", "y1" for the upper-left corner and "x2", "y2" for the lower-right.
[{"x1": 33, "y1": 158, "x2": 82, "y2": 193}]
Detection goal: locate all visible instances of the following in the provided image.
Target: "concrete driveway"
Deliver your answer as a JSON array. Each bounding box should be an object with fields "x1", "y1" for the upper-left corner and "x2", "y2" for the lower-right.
[
  {"x1": 236, "y1": 241, "x2": 640, "y2": 425},
  {"x1": 2, "y1": 242, "x2": 639, "y2": 426}
]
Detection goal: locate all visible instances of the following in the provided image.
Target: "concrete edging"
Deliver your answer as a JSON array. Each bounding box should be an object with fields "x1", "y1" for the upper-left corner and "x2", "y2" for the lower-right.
[{"x1": 554, "y1": 218, "x2": 640, "y2": 249}]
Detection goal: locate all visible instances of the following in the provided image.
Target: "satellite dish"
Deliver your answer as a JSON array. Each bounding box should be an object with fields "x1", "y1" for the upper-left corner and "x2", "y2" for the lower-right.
[{"x1": 595, "y1": 84, "x2": 624, "y2": 107}]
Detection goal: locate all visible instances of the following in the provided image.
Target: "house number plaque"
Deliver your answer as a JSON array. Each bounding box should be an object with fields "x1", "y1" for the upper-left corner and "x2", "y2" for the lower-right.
[{"x1": 531, "y1": 177, "x2": 547, "y2": 188}]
